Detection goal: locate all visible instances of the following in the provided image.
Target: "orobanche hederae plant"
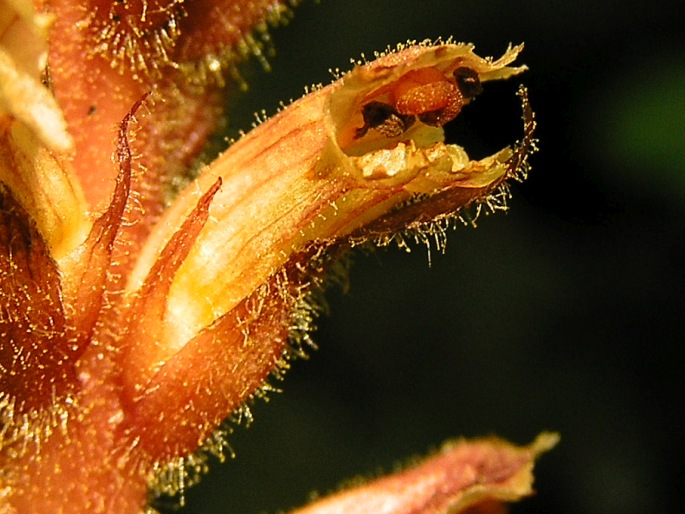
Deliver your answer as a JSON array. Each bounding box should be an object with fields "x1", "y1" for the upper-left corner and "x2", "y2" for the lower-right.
[{"x1": 0, "y1": 1, "x2": 556, "y2": 512}]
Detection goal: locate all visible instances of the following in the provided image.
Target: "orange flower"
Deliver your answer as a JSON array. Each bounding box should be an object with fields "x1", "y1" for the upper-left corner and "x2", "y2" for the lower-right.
[{"x1": 0, "y1": 1, "x2": 548, "y2": 512}]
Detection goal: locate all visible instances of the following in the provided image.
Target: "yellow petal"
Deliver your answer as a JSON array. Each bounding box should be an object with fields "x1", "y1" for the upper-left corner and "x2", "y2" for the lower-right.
[
  {"x1": 129, "y1": 42, "x2": 532, "y2": 350},
  {"x1": 0, "y1": 0, "x2": 72, "y2": 152},
  {"x1": 0, "y1": 119, "x2": 88, "y2": 262}
]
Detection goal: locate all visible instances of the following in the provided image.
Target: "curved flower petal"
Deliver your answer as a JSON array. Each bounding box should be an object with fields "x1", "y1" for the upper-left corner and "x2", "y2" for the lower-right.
[
  {"x1": 117, "y1": 42, "x2": 535, "y2": 471},
  {"x1": 0, "y1": 119, "x2": 88, "y2": 262},
  {"x1": 129, "y1": 42, "x2": 530, "y2": 348},
  {"x1": 290, "y1": 433, "x2": 559, "y2": 514}
]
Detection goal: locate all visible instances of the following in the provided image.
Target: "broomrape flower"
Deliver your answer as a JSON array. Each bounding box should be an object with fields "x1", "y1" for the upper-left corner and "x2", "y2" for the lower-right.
[{"x1": 0, "y1": 0, "x2": 556, "y2": 512}]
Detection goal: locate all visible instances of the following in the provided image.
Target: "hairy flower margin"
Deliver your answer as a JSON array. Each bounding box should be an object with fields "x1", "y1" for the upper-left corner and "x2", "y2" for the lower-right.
[{"x1": 0, "y1": 1, "x2": 555, "y2": 513}]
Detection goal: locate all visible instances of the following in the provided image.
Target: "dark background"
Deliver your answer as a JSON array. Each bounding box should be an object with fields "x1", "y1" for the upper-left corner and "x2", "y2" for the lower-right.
[{"x1": 164, "y1": 1, "x2": 684, "y2": 513}]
